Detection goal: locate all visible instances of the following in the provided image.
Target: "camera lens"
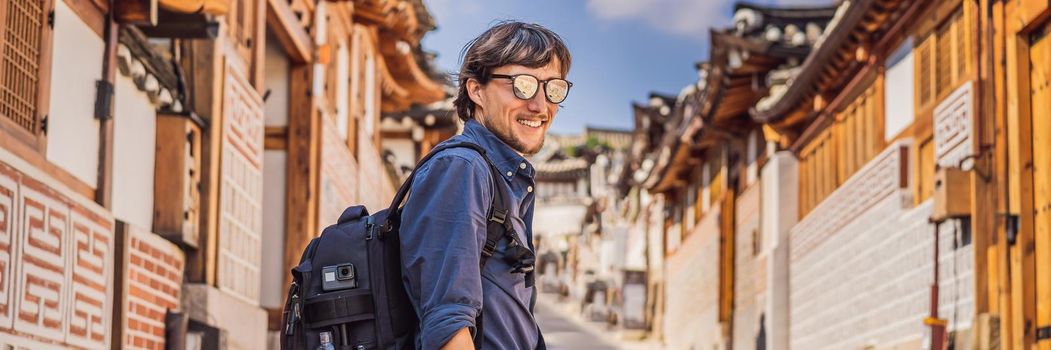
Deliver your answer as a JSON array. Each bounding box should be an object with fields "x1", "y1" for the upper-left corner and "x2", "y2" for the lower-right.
[{"x1": 339, "y1": 267, "x2": 349, "y2": 276}]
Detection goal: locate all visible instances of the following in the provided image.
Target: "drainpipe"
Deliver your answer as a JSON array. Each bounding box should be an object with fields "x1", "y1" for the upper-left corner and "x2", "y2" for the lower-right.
[
  {"x1": 94, "y1": 0, "x2": 119, "y2": 209},
  {"x1": 925, "y1": 219, "x2": 948, "y2": 350}
]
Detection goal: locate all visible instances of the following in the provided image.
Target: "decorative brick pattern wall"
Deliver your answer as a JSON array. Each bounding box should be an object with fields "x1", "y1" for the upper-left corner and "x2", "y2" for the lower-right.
[
  {"x1": 933, "y1": 81, "x2": 974, "y2": 168},
  {"x1": 733, "y1": 185, "x2": 761, "y2": 350},
  {"x1": 319, "y1": 117, "x2": 359, "y2": 225},
  {"x1": 218, "y1": 66, "x2": 264, "y2": 305},
  {"x1": 664, "y1": 206, "x2": 722, "y2": 350},
  {"x1": 789, "y1": 142, "x2": 973, "y2": 350},
  {"x1": 120, "y1": 223, "x2": 184, "y2": 350},
  {"x1": 0, "y1": 149, "x2": 114, "y2": 349},
  {"x1": 791, "y1": 142, "x2": 909, "y2": 262}
]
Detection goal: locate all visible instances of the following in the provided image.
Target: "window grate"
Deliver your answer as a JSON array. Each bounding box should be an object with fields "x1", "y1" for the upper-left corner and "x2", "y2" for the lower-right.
[{"x1": 0, "y1": 0, "x2": 44, "y2": 135}]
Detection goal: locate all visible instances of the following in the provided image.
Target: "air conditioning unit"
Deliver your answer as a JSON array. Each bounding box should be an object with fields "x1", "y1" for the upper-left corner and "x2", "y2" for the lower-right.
[{"x1": 931, "y1": 167, "x2": 971, "y2": 222}]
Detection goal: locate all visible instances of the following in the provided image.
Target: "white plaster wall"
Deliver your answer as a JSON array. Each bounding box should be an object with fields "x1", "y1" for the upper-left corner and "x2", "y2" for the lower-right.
[
  {"x1": 790, "y1": 197, "x2": 973, "y2": 350},
  {"x1": 111, "y1": 75, "x2": 156, "y2": 229},
  {"x1": 335, "y1": 43, "x2": 350, "y2": 141},
  {"x1": 260, "y1": 151, "x2": 287, "y2": 309},
  {"x1": 46, "y1": 0, "x2": 103, "y2": 186},
  {"x1": 384, "y1": 138, "x2": 417, "y2": 172},
  {"x1": 534, "y1": 203, "x2": 587, "y2": 237},
  {"x1": 884, "y1": 39, "x2": 915, "y2": 140},
  {"x1": 760, "y1": 151, "x2": 797, "y2": 350},
  {"x1": 264, "y1": 34, "x2": 290, "y2": 127}
]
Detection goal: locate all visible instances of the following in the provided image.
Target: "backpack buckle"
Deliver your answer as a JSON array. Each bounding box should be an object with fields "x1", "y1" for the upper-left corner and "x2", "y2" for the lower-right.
[{"x1": 489, "y1": 209, "x2": 507, "y2": 224}]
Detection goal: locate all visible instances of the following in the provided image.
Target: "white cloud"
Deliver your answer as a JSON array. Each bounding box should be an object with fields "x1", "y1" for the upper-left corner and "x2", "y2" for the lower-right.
[{"x1": 585, "y1": 0, "x2": 834, "y2": 38}]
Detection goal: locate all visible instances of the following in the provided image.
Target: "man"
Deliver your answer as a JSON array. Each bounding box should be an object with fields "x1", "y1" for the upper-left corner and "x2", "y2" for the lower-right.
[{"x1": 399, "y1": 21, "x2": 572, "y2": 350}]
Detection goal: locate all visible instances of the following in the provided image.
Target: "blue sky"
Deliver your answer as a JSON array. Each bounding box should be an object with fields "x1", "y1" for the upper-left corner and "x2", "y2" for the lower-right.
[{"x1": 421, "y1": 0, "x2": 833, "y2": 134}]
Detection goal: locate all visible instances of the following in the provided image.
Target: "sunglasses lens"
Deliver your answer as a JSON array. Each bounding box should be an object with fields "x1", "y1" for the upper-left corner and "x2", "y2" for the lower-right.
[
  {"x1": 512, "y1": 75, "x2": 539, "y2": 100},
  {"x1": 546, "y1": 79, "x2": 570, "y2": 103}
]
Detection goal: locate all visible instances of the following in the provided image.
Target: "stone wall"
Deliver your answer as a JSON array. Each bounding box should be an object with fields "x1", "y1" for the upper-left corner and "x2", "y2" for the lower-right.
[
  {"x1": 789, "y1": 143, "x2": 973, "y2": 350},
  {"x1": 664, "y1": 206, "x2": 722, "y2": 349},
  {"x1": 733, "y1": 184, "x2": 762, "y2": 350}
]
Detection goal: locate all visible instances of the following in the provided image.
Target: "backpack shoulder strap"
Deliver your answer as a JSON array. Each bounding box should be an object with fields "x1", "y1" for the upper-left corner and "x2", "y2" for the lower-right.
[{"x1": 382, "y1": 142, "x2": 510, "y2": 241}]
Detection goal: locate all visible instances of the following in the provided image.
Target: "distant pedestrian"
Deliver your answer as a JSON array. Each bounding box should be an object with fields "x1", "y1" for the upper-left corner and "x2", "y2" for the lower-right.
[{"x1": 398, "y1": 21, "x2": 573, "y2": 350}]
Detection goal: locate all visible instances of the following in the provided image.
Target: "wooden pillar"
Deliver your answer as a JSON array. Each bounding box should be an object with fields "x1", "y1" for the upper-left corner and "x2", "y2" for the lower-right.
[
  {"x1": 283, "y1": 63, "x2": 320, "y2": 290},
  {"x1": 973, "y1": 0, "x2": 998, "y2": 319},
  {"x1": 184, "y1": 38, "x2": 225, "y2": 284},
  {"x1": 718, "y1": 189, "x2": 736, "y2": 344},
  {"x1": 96, "y1": 11, "x2": 118, "y2": 209}
]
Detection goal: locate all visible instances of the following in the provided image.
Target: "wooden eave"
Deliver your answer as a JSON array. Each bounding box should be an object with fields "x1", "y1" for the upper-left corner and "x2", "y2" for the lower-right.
[
  {"x1": 750, "y1": 0, "x2": 914, "y2": 123},
  {"x1": 119, "y1": 26, "x2": 179, "y2": 92},
  {"x1": 378, "y1": 58, "x2": 411, "y2": 112},
  {"x1": 353, "y1": 0, "x2": 423, "y2": 44},
  {"x1": 382, "y1": 105, "x2": 457, "y2": 129},
  {"x1": 734, "y1": 2, "x2": 839, "y2": 21},
  {"x1": 377, "y1": 32, "x2": 444, "y2": 105},
  {"x1": 267, "y1": 0, "x2": 313, "y2": 63},
  {"x1": 159, "y1": 0, "x2": 229, "y2": 15}
]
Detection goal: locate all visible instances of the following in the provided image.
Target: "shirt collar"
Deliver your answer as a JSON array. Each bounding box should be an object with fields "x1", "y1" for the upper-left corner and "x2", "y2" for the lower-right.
[{"x1": 460, "y1": 119, "x2": 536, "y2": 180}]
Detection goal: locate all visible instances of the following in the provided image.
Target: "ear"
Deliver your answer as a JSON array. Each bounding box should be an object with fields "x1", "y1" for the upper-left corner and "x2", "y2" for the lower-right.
[{"x1": 467, "y1": 78, "x2": 486, "y2": 108}]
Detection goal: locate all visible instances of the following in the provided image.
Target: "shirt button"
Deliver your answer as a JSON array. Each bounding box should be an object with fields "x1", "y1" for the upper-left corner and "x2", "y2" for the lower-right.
[
  {"x1": 506, "y1": 171, "x2": 513, "y2": 177},
  {"x1": 519, "y1": 163, "x2": 527, "y2": 169},
  {"x1": 527, "y1": 186, "x2": 534, "y2": 193}
]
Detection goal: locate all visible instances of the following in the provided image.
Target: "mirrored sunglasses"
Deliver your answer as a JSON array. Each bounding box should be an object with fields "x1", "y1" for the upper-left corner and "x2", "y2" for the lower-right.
[{"x1": 490, "y1": 74, "x2": 573, "y2": 104}]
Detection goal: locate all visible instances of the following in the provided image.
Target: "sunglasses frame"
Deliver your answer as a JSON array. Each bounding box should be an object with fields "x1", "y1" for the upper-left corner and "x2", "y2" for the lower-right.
[{"x1": 489, "y1": 73, "x2": 573, "y2": 104}]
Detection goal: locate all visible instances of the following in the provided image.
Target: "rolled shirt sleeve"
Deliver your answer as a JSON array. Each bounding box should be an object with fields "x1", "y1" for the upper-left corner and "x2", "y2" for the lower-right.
[{"x1": 399, "y1": 152, "x2": 492, "y2": 349}]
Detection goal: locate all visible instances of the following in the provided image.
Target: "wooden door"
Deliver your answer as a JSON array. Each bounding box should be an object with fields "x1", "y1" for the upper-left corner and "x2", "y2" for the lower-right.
[{"x1": 1031, "y1": 22, "x2": 1051, "y2": 348}]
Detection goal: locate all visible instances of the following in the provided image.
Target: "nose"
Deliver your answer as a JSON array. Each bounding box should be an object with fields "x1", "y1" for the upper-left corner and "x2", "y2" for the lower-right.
[{"x1": 526, "y1": 87, "x2": 547, "y2": 113}]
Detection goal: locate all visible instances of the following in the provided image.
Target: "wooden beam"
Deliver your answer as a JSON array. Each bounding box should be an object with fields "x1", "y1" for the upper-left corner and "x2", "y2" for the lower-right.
[
  {"x1": 252, "y1": 0, "x2": 267, "y2": 90},
  {"x1": 267, "y1": 0, "x2": 313, "y2": 63},
  {"x1": 264, "y1": 126, "x2": 288, "y2": 150},
  {"x1": 114, "y1": 0, "x2": 157, "y2": 25},
  {"x1": 63, "y1": 0, "x2": 107, "y2": 37}
]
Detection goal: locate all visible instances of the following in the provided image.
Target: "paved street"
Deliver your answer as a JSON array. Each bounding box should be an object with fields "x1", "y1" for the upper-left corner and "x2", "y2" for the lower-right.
[
  {"x1": 535, "y1": 298, "x2": 620, "y2": 349},
  {"x1": 535, "y1": 296, "x2": 662, "y2": 350}
]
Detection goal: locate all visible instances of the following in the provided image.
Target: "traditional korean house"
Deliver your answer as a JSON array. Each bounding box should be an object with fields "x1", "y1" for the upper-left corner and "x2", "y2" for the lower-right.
[
  {"x1": 624, "y1": 4, "x2": 836, "y2": 348},
  {"x1": 261, "y1": 0, "x2": 447, "y2": 347},
  {"x1": 380, "y1": 86, "x2": 460, "y2": 182},
  {"x1": 616, "y1": 92, "x2": 678, "y2": 340},
  {"x1": 750, "y1": 0, "x2": 979, "y2": 348},
  {"x1": 0, "y1": 0, "x2": 445, "y2": 348}
]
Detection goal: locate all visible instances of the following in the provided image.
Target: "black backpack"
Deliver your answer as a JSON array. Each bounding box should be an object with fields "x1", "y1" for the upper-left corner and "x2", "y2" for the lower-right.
[{"x1": 280, "y1": 142, "x2": 527, "y2": 350}]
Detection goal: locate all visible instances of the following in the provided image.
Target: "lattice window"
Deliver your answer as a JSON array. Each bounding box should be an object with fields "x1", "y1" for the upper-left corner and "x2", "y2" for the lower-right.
[
  {"x1": 915, "y1": 6, "x2": 972, "y2": 114},
  {"x1": 0, "y1": 0, "x2": 48, "y2": 137},
  {"x1": 226, "y1": 0, "x2": 255, "y2": 62}
]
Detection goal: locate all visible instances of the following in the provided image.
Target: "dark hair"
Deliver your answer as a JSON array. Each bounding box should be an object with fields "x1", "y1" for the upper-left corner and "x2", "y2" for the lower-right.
[{"x1": 454, "y1": 21, "x2": 572, "y2": 121}]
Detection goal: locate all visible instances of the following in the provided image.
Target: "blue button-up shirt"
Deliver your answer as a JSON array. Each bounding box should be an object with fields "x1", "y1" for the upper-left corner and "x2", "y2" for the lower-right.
[{"x1": 400, "y1": 119, "x2": 540, "y2": 349}]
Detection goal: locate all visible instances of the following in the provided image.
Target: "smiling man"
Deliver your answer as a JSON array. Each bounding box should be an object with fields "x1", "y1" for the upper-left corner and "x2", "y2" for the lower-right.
[{"x1": 398, "y1": 22, "x2": 572, "y2": 350}]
